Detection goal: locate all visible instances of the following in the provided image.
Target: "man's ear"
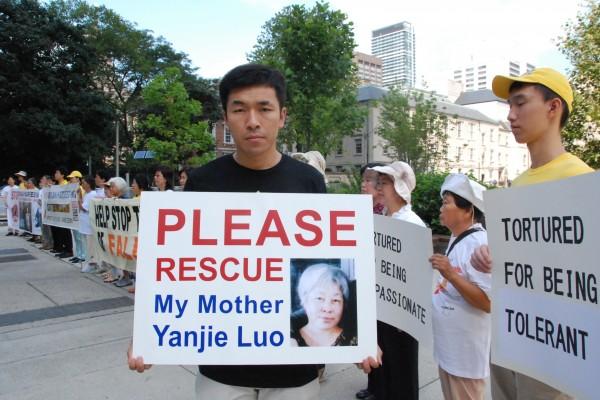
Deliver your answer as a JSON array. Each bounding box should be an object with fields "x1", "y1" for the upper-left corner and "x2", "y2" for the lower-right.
[
  {"x1": 279, "y1": 107, "x2": 288, "y2": 128},
  {"x1": 548, "y1": 97, "x2": 562, "y2": 115}
]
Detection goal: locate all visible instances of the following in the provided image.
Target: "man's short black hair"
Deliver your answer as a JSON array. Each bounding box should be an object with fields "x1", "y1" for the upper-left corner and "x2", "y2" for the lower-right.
[
  {"x1": 95, "y1": 169, "x2": 111, "y2": 182},
  {"x1": 219, "y1": 64, "x2": 286, "y2": 112},
  {"x1": 509, "y1": 82, "x2": 570, "y2": 128},
  {"x1": 55, "y1": 166, "x2": 68, "y2": 177}
]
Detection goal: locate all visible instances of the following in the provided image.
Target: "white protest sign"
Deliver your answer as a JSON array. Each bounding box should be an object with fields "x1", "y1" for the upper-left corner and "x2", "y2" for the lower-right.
[
  {"x1": 42, "y1": 184, "x2": 79, "y2": 229},
  {"x1": 17, "y1": 189, "x2": 41, "y2": 235},
  {"x1": 374, "y1": 215, "x2": 434, "y2": 348},
  {"x1": 486, "y1": 171, "x2": 600, "y2": 400},
  {"x1": 89, "y1": 198, "x2": 139, "y2": 272},
  {"x1": 133, "y1": 192, "x2": 377, "y2": 365}
]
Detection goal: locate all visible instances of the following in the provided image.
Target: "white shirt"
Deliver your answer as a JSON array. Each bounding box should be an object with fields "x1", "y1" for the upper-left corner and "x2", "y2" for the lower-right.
[
  {"x1": 79, "y1": 191, "x2": 98, "y2": 235},
  {"x1": 389, "y1": 204, "x2": 426, "y2": 227},
  {"x1": 432, "y1": 223, "x2": 491, "y2": 379}
]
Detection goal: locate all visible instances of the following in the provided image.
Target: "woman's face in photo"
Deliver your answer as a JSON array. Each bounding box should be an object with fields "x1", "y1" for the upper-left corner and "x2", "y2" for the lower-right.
[{"x1": 303, "y1": 281, "x2": 344, "y2": 331}]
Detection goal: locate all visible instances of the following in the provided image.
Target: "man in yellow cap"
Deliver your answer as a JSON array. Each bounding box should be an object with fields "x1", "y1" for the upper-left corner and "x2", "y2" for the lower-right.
[{"x1": 471, "y1": 68, "x2": 593, "y2": 399}]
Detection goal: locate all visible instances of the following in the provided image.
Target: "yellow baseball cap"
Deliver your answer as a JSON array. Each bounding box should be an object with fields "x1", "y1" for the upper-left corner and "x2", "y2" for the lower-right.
[
  {"x1": 67, "y1": 170, "x2": 83, "y2": 178},
  {"x1": 492, "y1": 67, "x2": 573, "y2": 112}
]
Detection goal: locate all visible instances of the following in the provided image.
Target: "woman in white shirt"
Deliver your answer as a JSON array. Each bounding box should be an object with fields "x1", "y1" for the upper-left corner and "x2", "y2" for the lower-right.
[
  {"x1": 365, "y1": 161, "x2": 425, "y2": 400},
  {"x1": 80, "y1": 176, "x2": 99, "y2": 273},
  {"x1": 429, "y1": 173, "x2": 490, "y2": 400}
]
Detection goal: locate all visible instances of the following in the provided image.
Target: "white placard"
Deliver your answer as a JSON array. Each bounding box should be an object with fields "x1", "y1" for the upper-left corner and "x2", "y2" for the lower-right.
[
  {"x1": 374, "y1": 215, "x2": 434, "y2": 348},
  {"x1": 42, "y1": 184, "x2": 79, "y2": 229},
  {"x1": 485, "y1": 171, "x2": 600, "y2": 400},
  {"x1": 17, "y1": 189, "x2": 41, "y2": 235},
  {"x1": 132, "y1": 192, "x2": 377, "y2": 365},
  {"x1": 89, "y1": 198, "x2": 139, "y2": 272}
]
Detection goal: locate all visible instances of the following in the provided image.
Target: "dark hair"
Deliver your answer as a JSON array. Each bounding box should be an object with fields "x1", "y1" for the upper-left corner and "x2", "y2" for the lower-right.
[
  {"x1": 179, "y1": 167, "x2": 191, "y2": 177},
  {"x1": 55, "y1": 166, "x2": 68, "y2": 177},
  {"x1": 360, "y1": 162, "x2": 386, "y2": 176},
  {"x1": 155, "y1": 165, "x2": 173, "y2": 190},
  {"x1": 219, "y1": 64, "x2": 286, "y2": 112},
  {"x1": 443, "y1": 190, "x2": 485, "y2": 227},
  {"x1": 83, "y1": 175, "x2": 95, "y2": 188},
  {"x1": 27, "y1": 177, "x2": 37, "y2": 187},
  {"x1": 133, "y1": 173, "x2": 150, "y2": 191},
  {"x1": 95, "y1": 169, "x2": 111, "y2": 182},
  {"x1": 509, "y1": 82, "x2": 570, "y2": 128}
]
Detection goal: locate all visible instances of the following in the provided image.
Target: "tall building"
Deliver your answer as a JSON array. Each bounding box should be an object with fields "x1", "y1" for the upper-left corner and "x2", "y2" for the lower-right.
[
  {"x1": 353, "y1": 52, "x2": 383, "y2": 86},
  {"x1": 371, "y1": 21, "x2": 416, "y2": 88},
  {"x1": 452, "y1": 59, "x2": 535, "y2": 92}
]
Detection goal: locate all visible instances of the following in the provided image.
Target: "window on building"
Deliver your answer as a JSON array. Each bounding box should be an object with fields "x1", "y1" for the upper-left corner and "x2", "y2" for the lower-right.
[
  {"x1": 224, "y1": 126, "x2": 233, "y2": 144},
  {"x1": 336, "y1": 143, "x2": 343, "y2": 156},
  {"x1": 355, "y1": 138, "x2": 362, "y2": 155},
  {"x1": 469, "y1": 148, "x2": 474, "y2": 160},
  {"x1": 456, "y1": 146, "x2": 462, "y2": 160},
  {"x1": 457, "y1": 122, "x2": 462, "y2": 137}
]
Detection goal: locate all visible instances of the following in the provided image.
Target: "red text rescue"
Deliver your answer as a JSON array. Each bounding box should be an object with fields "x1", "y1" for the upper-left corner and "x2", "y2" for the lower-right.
[{"x1": 155, "y1": 208, "x2": 357, "y2": 283}]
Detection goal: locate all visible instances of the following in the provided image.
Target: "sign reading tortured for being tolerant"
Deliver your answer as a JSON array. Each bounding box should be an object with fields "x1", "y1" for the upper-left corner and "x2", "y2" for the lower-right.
[
  {"x1": 132, "y1": 192, "x2": 378, "y2": 365},
  {"x1": 485, "y1": 171, "x2": 600, "y2": 400}
]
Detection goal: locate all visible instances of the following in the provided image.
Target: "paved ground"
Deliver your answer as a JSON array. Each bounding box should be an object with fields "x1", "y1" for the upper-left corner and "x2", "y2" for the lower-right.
[{"x1": 0, "y1": 225, "x2": 491, "y2": 399}]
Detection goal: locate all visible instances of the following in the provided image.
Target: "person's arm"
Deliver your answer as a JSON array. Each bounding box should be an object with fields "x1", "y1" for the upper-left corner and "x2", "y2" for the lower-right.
[
  {"x1": 470, "y1": 244, "x2": 492, "y2": 273},
  {"x1": 429, "y1": 254, "x2": 490, "y2": 313}
]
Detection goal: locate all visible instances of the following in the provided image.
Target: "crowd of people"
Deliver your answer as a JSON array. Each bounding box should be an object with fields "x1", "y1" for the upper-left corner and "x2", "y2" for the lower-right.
[
  {"x1": 2, "y1": 62, "x2": 593, "y2": 400},
  {"x1": 1, "y1": 165, "x2": 192, "y2": 294}
]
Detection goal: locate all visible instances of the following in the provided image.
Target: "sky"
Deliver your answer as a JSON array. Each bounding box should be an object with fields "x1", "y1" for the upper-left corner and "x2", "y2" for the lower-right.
[{"x1": 89, "y1": 0, "x2": 582, "y2": 94}]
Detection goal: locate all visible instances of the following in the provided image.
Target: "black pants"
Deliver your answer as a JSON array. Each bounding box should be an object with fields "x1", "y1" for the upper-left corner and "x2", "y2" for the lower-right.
[
  {"x1": 51, "y1": 226, "x2": 72, "y2": 253},
  {"x1": 368, "y1": 321, "x2": 419, "y2": 400}
]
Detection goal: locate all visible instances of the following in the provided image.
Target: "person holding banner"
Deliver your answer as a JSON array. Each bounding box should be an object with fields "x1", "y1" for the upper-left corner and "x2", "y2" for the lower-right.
[
  {"x1": 128, "y1": 63, "x2": 381, "y2": 399},
  {"x1": 291, "y1": 263, "x2": 357, "y2": 347},
  {"x1": 3, "y1": 176, "x2": 19, "y2": 236},
  {"x1": 15, "y1": 170, "x2": 27, "y2": 189},
  {"x1": 154, "y1": 166, "x2": 173, "y2": 192},
  {"x1": 467, "y1": 68, "x2": 595, "y2": 399},
  {"x1": 429, "y1": 174, "x2": 490, "y2": 400},
  {"x1": 38, "y1": 175, "x2": 54, "y2": 250},
  {"x1": 361, "y1": 163, "x2": 385, "y2": 216},
  {"x1": 364, "y1": 161, "x2": 425, "y2": 400},
  {"x1": 51, "y1": 167, "x2": 73, "y2": 258},
  {"x1": 79, "y1": 176, "x2": 100, "y2": 273},
  {"x1": 68, "y1": 171, "x2": 86, "y2": 264}
]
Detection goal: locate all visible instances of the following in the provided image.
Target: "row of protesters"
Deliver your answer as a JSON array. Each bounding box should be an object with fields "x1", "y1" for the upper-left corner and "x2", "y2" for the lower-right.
[{"x1": 358, "y1": 160, "x2": 491, "y2": 400}]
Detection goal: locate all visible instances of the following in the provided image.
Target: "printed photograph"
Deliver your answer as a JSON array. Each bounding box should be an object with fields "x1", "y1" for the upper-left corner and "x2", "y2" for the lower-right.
[{"x1": 290, "y1": 258, "x2": 358, "y2": 347}]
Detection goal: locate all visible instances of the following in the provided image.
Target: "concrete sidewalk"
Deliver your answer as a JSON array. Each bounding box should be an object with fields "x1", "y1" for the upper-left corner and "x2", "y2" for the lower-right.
[{"x1": 0, "y1": 225, "x2": 485, "y2": 400}]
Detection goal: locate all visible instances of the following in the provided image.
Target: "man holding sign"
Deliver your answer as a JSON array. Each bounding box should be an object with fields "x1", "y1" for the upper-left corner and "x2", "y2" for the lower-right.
[
  {"x1": 471, "y1": 68, "x2": 594, "y2": 399},
  {"x1": 128, "y1": 64, "x2": 379, "y2": 399}
]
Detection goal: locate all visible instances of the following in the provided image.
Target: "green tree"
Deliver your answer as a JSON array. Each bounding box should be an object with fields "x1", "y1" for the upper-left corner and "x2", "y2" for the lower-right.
[
  {"x1": 559, "y1": 0, "x2": 600, "y2": 168},
  {"x1": 249, "y1": 2, "x2": 364, "y2": 156},
  {"x1": 0, "y1": 0, "x2": 115, "y2": 178},
  {"x1": 377, "y1": 89, "x2": 449, "y2": 173},
  {"x1": 48, "y1": 0, "x2": 194, "y2": 155},
  {"x1": 138, "y1": 67, "x2": 213, "y2": 168}
]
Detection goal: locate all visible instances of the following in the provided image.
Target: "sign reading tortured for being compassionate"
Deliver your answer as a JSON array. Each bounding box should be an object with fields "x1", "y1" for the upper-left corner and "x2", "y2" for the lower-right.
[
  {"x1": 373, "y1": 215, "x2": 433, "y2": 348},
  {"x1": 132, "y1": 192, "x2": 378, "y2": 365},
  {"x1": 485, "y1": 171, "x2": 599, "y2": 400}
]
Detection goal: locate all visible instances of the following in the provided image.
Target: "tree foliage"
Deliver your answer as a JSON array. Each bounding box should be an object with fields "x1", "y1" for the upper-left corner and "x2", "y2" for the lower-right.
[
  {"x1": 0, "y1": 0, "x2": 115, "y2": 178},
  {"x1": 559, "y1": 0, "x2": 600, "y2": 168},
  {"x1": 138, "y1": 67, "x2": 213, "y2": 168},
  {"x1": 48, "y1": 0, "x2": 196, "y2": 154},
  {"x1": 377, "y1": 89, "x2": 449, "y2": 173},
  {"x1": 248, "y1": 1, "x2": 364, "y2": 156}
]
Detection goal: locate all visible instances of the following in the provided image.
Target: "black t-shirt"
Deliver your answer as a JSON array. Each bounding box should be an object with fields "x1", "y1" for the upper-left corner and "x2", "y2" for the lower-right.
[{"x1": 185, "y1": 153, "x2": 326, "y2": 388}]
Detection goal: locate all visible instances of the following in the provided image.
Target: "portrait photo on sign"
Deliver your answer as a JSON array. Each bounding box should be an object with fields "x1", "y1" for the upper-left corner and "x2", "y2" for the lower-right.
[{"x1": 289, "y1": 258, "x2": 358, "y2": 347}]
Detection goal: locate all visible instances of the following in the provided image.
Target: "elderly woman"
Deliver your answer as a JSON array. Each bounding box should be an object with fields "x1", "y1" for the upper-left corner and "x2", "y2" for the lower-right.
[
  {"x1": 429, "y1": 173, "x2": 490, "y2": 400},
  {"x1": 291, "y1": 263, "x2": 357, "y2": 347},
  {"x1": 362, "y1": 161, "x2": 425, "y2": 400}
]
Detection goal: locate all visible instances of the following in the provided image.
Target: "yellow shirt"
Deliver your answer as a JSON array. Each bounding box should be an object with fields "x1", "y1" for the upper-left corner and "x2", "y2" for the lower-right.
[{"x1": 512, "y1": 152, "x2": 594, "y2": 187}]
